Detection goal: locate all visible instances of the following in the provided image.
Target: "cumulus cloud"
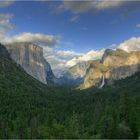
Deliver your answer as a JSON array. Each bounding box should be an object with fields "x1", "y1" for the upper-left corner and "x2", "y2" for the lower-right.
[
  {"x1": 6, "y1": 32, "x2": 58, "y2": 46},
  {"x1": 0, "y1": 14, "x2": 13, "y2": 41},
  {"x1": 61, "y1": 1, "x2": 128, "y2": 14},
  {"x1": 118, "y1": 37, "x2": 140, "y2": 52},
  {"x1": 66, "y1": 49, "x2": 105, "y2": 67},
  {"x1": 0, "y1": 16, "x2": 58, "y2": 47},
  {"x1": 0, "y1": 1, "x2": 14, "y2": 7}
]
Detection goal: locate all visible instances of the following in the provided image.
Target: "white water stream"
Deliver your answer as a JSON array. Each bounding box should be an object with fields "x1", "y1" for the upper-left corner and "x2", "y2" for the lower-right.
[{"x1": 99, "y1": 75, "x2": 105, "y2": 89}]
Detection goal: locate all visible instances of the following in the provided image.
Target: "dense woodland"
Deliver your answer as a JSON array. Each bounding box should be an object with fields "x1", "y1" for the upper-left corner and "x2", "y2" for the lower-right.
[{"x1": 0, "y1": 44, "x2": 140, "y2": 139}]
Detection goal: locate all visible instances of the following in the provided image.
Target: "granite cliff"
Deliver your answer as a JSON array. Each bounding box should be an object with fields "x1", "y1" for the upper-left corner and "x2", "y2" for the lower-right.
[
  {"x1": 81, "y1": 49, "x2": 140, "y2": 89},
  {"x1": 62, "y1": 49, "x2": 140, "y2": 89},
  {"x1": 5, "y1": 42, "x2": 55, "y2": 84}
]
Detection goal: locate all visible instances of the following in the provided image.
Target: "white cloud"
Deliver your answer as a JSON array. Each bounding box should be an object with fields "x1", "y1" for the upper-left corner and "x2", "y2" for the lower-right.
[
  {"x1": 118, "y1": 37, "x2": 140, "y2": 52},
  {"x1": 0, "y1": 14, "x2": 13, "y2": 41},
  {"x1": 0, "y1": 15, "x2": 58, "y2": 47},
  {"x1": 61, "y1": 1, "x2": 127, "y2": 14},
  {"x1": 66, "y1": 49, "x2": 105, "y2": 67},
  {"x1": 5, "y1": 32, "x2": 58, "y2": 46},
  {"x1": 0, "y1": 1, "x2": 14, "y2": 7}
]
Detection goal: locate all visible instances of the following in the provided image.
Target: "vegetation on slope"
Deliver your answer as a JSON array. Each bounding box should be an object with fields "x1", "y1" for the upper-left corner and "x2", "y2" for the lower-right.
[{"x1": 0, "y1": 43, "x2": 140, "y2": 139}]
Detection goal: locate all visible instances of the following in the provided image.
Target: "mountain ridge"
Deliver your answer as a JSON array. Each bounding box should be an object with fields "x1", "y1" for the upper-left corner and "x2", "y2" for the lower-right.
[
  {"x1": 3, "y1": 42, "x2": 140, "y2": 89},
  {"x1": 61, "y1": 48, "x2": 140, "y2": 89}
]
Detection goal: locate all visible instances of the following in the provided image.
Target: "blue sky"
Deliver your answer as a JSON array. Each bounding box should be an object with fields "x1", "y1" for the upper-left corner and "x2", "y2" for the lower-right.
[
  {"x1": 0, "y1": 1, "x2": 140, "y2": 52},
  {"x1": 0, "y1": 1, "x2": 140, "y2": 75}
]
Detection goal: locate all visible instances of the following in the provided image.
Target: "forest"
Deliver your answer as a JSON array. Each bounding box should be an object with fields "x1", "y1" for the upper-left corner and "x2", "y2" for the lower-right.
[{"x1": 0, "y1": 44, "x2": 140, "y2": 139}]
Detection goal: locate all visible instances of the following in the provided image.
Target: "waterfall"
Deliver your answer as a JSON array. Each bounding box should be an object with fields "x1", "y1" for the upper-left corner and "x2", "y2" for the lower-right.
[{"x1": 99, "y1": 75, "x2": 105, "y2": 89}]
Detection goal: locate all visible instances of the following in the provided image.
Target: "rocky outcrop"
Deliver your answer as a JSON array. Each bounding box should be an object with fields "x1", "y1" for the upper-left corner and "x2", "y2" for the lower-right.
[
  {"x1": 66, "y1": 61, "x2": 92, "y2": 79},
  {"x1": 80, "y1": 49, "x2": 140, "y2": 89},
  {"x1": 5, "y1": 42, "x2": 55, "y2": 84}
]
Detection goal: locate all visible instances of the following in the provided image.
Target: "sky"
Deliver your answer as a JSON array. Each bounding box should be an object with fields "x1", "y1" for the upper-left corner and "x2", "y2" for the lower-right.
[{"x1": 0, "y1": 0, "x2": 140, "y2": 76}]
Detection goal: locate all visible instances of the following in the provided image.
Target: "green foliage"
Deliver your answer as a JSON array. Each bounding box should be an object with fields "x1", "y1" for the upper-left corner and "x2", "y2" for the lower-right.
[{"x1": 0, "y1": 44, "x2": 140, "y2": 139}]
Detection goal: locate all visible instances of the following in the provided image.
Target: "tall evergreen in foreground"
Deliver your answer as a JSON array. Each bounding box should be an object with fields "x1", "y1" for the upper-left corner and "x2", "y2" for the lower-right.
[{"x1": 0, "y1": 43, "x2": 140, "y2": 139}]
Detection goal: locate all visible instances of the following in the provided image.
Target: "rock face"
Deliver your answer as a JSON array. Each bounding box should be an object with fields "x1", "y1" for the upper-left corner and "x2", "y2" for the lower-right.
[
  {"x1": 5, "y1": 42, "x2": 55, "y2": 84},
  {"x1": 79, "y1": 49, "x2": 140, "y2": 89},
  {"x1": 101, "y1": 49, "x2": 130, "y2": 67},
  {"x1": 58, "y1": 61, "x2": 94, "y2": 86},
  {"x1": 66, "y1": 61, "x2": 91, "y2": 79},
  {"x1": 81, "y1": 61, "x2": 108, "y2": 89}
]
